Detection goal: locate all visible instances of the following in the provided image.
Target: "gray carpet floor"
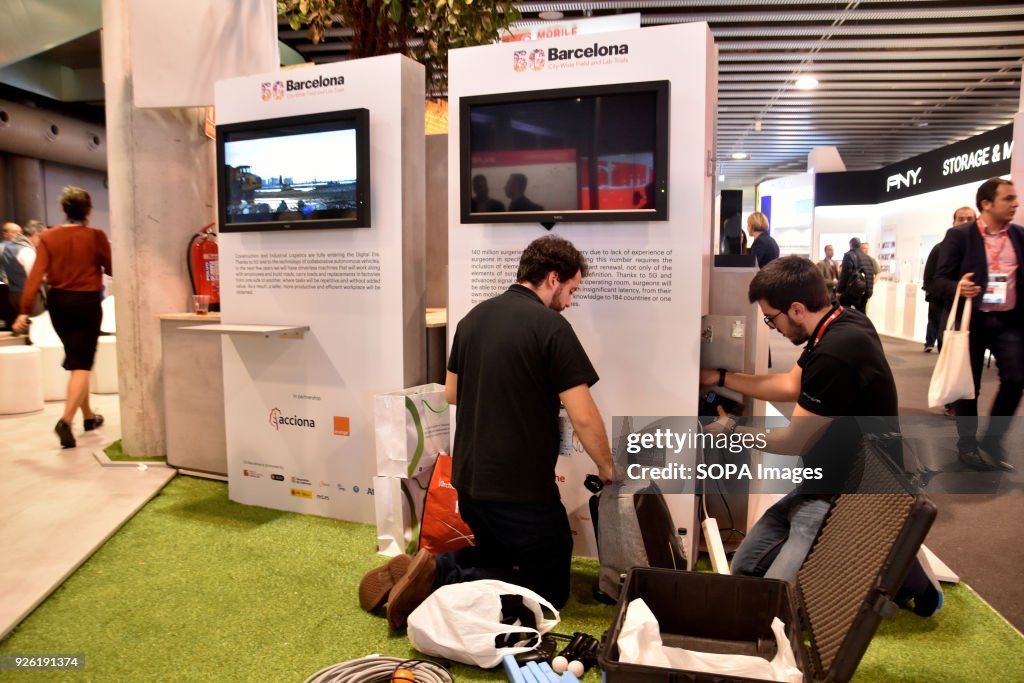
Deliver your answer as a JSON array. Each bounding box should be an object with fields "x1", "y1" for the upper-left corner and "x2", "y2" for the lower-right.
[{"x1": 767, "y1": 332, "x2": 1024, "y2": 632}]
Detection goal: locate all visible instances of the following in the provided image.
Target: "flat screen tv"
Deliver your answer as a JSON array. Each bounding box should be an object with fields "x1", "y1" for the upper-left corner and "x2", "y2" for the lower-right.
[
  {"x1": 216, "y1": 109, "x2": 370, "y2": 232},
  {"x1": 460, "y1": 81, "x2": 669, "y2": 227}
]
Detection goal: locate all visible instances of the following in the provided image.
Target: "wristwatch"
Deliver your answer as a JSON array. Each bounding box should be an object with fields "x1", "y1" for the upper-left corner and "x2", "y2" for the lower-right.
[{"x1": 717, "y1": 368, "x2": 727, "y2": 388}]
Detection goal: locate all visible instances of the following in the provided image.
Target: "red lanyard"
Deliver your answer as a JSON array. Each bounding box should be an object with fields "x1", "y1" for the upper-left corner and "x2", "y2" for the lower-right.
[
  {"x1": 812, "y1": 306, "x2": 843, "y2": 348},
  {"x1": 977, "y1": 218, "x2": 1010, "y2": 272}
]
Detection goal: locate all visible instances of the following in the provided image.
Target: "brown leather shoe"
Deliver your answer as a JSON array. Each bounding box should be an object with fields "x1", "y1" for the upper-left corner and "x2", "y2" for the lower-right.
[
  {"x1": 358, "y1": 553, "x2": 414, "y2": 612},
  {"x1": 386, "y1": 549, "x2": 436, "y2": 630}
]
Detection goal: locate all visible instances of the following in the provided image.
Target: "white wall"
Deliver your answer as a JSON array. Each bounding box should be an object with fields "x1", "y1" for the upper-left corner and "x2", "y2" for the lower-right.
[
  {"x1": 812, "y1": 205, "x2": 877, "y2": 262},
  {"x1": 758, "y1": 172, "x2": 814, "y2": 256},
  {"x1": 214, "y1": 55, "x2": 425, "y2": 523},
  {"x1": 129, "y1": 0, "x2": 278, "y2": 107}
]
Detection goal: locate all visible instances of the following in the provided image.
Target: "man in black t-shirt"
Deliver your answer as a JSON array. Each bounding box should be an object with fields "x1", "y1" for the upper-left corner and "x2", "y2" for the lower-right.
[
  {"x1": 363, "y1": 235, "x2": 614, "y2": 630},
  {"x1": 703, "y1": 256, "x2": 896, "y2": 581},
  {"x1": 699, "y1": 256, "x2": 939, "y2": 616}
]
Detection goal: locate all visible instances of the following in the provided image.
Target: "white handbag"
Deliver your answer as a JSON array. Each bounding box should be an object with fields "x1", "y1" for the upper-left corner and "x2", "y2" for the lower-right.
[
  {"x1": 927, "y1": 288, "x2": 975, "y2": 408},
  {"x1": 406, "y1": 580, "x2": 560, "y2": 668}
]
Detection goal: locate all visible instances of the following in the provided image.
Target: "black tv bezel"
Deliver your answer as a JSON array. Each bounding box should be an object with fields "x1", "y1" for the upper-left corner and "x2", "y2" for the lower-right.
[
  {"x1": 216, "y1": 108, "x2": 371, "y2": 233},
  {"x1": 459, "y1": 80, "x2": 670, "y2": 226}
]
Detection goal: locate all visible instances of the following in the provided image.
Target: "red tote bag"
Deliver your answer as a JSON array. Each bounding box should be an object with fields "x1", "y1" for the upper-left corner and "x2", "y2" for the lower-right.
[{"x1": 419, "y1": 453, "x2": 475, "y2": 554}]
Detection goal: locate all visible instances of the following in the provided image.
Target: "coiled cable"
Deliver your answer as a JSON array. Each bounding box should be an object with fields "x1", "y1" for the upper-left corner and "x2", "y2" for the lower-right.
[{"x1": 303, "y1": 656, "x2": 453, "y2": 683}]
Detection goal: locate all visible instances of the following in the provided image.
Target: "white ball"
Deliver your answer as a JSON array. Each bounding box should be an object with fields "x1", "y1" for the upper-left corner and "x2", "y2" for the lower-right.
[
  {"x1": 551, "y1": 655, "x2": 568, "y2": 674},
  {"x1": 568, "y1": 660, "x2": 585, "y2": 677}
]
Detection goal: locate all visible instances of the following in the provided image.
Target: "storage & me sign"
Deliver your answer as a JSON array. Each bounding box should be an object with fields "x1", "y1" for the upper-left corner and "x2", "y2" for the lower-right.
[{"x1": 881, "y1": 124, "x2": 1013, "y2": 201}]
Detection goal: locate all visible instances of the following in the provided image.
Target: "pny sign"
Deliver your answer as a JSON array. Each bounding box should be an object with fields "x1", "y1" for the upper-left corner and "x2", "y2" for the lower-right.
[{"x1": 886, "y1": 167, "x2": 921, "y2": 193}]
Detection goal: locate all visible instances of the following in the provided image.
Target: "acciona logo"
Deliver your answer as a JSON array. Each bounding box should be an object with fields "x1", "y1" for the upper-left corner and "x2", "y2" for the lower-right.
[
  {"x1": 269, "y1": 407, "x2": 316, "y2": 431},
  {"x1": 548, "y1": 42, "x2": 628, "y2": 62}
]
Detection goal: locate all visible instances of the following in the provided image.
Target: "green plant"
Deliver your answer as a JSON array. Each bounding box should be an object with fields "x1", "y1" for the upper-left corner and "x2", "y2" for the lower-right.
[{"x1": 278, "y1": 0, "x2": 521, "y2": 94}]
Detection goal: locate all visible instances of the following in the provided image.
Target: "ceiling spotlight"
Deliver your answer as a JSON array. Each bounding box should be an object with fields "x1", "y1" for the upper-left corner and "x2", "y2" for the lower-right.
[
  {"x1": 795, "y1": 76, "x2": 819, "y2": 90},
  {"x1": 731, "y1": 152, "x2": 749, "y2": 160},
  {"x1": 754, "y1": 120, "x2": 762, "y2": 132},
  {"x1": 538, "y1": 11, "x2": 564, "y2": 20},
  {"x1": 915, "y1": 121, "x2": 929, "y2": 128},
  {"x1": 718, "y1": 174, "x2": 726, "y2": 182}
]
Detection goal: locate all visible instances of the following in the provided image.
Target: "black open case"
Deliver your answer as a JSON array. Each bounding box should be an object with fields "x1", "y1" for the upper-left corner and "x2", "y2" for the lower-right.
[{"x1": 599, "y1": 445, "x2": 937, "y2": 682}]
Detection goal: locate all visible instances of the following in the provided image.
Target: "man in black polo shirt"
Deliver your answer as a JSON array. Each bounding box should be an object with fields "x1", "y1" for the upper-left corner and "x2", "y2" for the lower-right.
[
  {"x1": 363, "y1": 235, "x2": 614, "y2": 630},
  {"x1": 700, "y1": 256, "x2": 939, "y2": 616}
]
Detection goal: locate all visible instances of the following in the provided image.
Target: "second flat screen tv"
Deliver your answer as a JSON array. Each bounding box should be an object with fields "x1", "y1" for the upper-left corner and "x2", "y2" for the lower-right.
[
  {"x1": 460, "y1": 80, "x2": 669, "y2": 226},
  {"x1": 216, "y1": 108, "x2": 370, "y2": 232}
]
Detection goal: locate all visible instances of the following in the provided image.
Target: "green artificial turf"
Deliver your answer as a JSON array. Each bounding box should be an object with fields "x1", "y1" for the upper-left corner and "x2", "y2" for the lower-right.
[
  {"x1": 102, "y1": 439, "x2": 166, "y2": 462},
  {"x1": 2, "y1": 475, "x2": 1023, "y2": 682}
]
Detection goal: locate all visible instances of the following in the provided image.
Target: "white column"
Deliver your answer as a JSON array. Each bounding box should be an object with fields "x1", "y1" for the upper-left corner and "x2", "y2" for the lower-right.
[{"x1": 102, "y1": 0, "x2": 215, "y2": 456}]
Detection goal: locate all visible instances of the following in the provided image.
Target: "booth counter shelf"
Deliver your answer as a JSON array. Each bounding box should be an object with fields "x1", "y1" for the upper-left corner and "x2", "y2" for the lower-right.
[
  {"x1": 160, "y1": 310, "x2": 446, "y2": 478},
  {"x1": 179, "y1": 322, "x2": 310, "y2": 339}
]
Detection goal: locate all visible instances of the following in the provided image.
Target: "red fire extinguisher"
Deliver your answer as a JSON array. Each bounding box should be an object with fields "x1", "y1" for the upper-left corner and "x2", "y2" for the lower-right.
[{"x1": 187, "y1": 224, "x2": 220, "y2": 311}]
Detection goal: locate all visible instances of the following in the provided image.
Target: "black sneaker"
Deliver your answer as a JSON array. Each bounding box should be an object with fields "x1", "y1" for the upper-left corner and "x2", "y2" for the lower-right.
[
  {"x1": 55, "y1": 419, "x2": 76, "y2": 449},
  {"x1": 958, "y1": 449, "x2": 995, "y2": 471},
  {"x1": 84, "y1": 414, "x2": 104, "y2": 431}
]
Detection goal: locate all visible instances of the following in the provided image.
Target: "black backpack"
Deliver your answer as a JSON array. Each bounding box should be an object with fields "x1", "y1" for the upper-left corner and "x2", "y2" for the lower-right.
[{"x1": 845, "y1": 266, "x2": 867, "y2": 303}]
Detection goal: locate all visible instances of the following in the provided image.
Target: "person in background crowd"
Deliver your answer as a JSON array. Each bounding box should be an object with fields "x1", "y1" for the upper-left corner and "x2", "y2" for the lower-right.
[
  {"x1": 23, "y1": 219, "x2": 47, "y2": 248},
  {"x1": 923, "y1": 207, "x2": 976, "y2": 353},
  {"x1": 817, "y1": 244, "x2": 839, "y2": 301},
  {"x1": 1, "y1": 220, "x2": 38, "y2": 324},
  {"x1": 747, "y1": 211, "x2": 779, "y2": 268},
  {"x1": 359, "y1": 235, "x2": 615, "y2": 631},
  {"x1": 13, "y1": 187, "x2": 112, "y2": 450},
  {"x1": 837, "y1": 237, "x2": 874, "y2": 313},
  {"x1": 861, "y1": 242, "x2": 881, "y2": 280},
  {"x1": 931, "y1": 178, "x2": 1022, "y2": 472},
  {"x1": 3, "y1": 221, "x2": 33, "y2": 248},
  {"x1": 0, "y1": 222, "x2": 25, "y2": 327}
]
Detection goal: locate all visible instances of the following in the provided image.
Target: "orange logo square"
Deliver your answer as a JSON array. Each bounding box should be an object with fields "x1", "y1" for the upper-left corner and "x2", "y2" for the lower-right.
[{"x1": 333, "y1": 416, "x2": 350, "y2": 436}]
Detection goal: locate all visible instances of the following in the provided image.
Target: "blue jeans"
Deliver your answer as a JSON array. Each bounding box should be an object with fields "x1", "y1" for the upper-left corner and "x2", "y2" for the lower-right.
[{"x1": 731, "y1": 490, "x2": 831, "y2": 583}]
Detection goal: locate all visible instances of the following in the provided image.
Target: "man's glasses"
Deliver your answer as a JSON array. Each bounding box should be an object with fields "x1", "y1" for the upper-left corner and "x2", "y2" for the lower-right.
[{"x1": 763, "y1": 309, "x2": 786, "y2": 330}]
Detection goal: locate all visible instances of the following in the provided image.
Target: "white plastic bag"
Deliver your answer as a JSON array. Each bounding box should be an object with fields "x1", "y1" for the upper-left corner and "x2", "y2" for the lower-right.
[
  {"x1": 928, "y1": 289, "x2": 975, "y2": 409},
  {"x1": 371, "y1": 473, "x2": 430, "y2": 556},
  {"x1": 374, "y1": 383, "x2": 449, "y2": 478},
  {"x1": 617, "y1": 598, "x2": 803, "y2": 682},
  {"x1": 407, "y1": 580, "x2": 560, "y2": 668}
]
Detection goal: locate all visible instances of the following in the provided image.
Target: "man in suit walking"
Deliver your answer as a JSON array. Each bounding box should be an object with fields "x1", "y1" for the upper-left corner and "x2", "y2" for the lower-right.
[
  {"x1": 923, "y1": 206, "x2": 976, "y2": 353},
  {"x1": 931, "y1": 178, "x2": 1022, "y2": 472},
  {"x1": 817, "y1": 244, "x2": 839, "y2": 301}
]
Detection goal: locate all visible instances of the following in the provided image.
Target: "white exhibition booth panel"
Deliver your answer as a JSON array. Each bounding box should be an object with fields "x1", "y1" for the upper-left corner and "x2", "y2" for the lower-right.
[
  {"x1": 447, "y1": 23, "x2": 717, "y2": 560},
  {"x1": 214, "y1": 55, "x2": 425, "y2": 524}
]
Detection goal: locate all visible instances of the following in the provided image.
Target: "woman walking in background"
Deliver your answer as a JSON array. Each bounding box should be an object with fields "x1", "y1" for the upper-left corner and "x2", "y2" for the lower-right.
[{"x1": 13, "y1": 187, "x2": 112, "y2": 449}]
